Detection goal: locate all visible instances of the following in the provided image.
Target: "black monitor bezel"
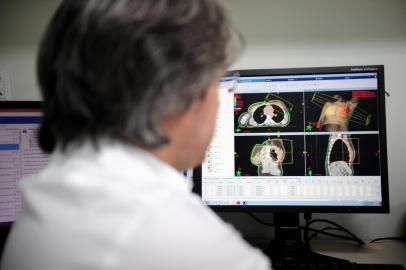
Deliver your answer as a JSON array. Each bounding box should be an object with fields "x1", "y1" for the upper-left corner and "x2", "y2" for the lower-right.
[
  {"x1": 0, "y1": 101, "x2": 43, "y2": 110},
  {"x1": 0, "y1": 101, "x2": 43, "y2": 226},
  {"x1": 192, "y1": 65, "x2": 389, "y2": 213}
]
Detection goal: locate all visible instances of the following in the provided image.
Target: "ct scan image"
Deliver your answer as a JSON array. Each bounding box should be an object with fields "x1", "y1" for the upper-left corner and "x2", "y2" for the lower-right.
[
  {"x1": 304, "y1": 134, "x2": 380, "y2": 176},
  {"x1": 235, "y1": 135, "x2": 305, "y2": 177},
  {"x1": 234, "y1": 92, "x2": 304, "y2": 133},
  {"x1": 304, "y1": 90, "x2": 379, "y2": 132}
]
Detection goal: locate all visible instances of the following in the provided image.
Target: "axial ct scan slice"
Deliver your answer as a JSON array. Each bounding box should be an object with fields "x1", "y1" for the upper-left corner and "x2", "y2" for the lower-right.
[
  {"x1": 238, "y1": 98, "x2": 290, "y2": 128},
  {"x1": 250, "y1": 139, "x2": 294, "y2": 176}
]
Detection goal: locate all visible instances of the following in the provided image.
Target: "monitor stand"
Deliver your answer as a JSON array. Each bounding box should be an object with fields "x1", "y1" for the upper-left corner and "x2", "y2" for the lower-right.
[
  {"x1": 265, "y1": 212, "x2": 305, "y2": 262},
  {"x1": 264, "y1": 213, "x2": 347, "y2": 265}
]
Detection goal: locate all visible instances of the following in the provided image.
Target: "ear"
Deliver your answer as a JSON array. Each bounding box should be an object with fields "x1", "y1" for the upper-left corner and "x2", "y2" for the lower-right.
[
  {"x1": 160, "y1": 77, "x2": 220, "y2": 140},
  {"x1": 159, "y1": 100, "x2": 199, "y2": 139}
]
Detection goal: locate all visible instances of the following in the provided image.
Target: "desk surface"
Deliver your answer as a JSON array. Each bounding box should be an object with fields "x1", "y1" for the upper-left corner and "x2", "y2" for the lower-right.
[
  {"x1": 311, "y1": 240, "x2": 406, "y2": 267},
  {"x1": 246, "y1": 238, "x2": 406, "y2": 267}
]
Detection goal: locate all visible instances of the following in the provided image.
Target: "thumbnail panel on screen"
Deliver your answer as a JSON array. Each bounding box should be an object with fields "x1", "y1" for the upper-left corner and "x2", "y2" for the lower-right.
[
  {"x1": 234, "y1": 92, "x2": 304, "y2": 133},
  {"x1": 234, "y1": 135, "x2": 305, "y2": 177},
  {"x1": 305, "y1": 134, "x2": 380, "y2": 177},
  {"x1": 304, "y1": 90, "x2": 378, "y2": 132}
]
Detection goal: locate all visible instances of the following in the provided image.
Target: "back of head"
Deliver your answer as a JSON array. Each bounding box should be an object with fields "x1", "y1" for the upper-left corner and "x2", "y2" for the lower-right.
[{"x1": 37, "y1": 0, "x2": 242, "y2": 153}]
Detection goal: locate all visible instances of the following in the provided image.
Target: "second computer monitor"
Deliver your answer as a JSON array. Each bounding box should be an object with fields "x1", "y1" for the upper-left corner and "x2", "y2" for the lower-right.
[{"x1": 0, "y1": 101, "x2": 48, "y2": 224}]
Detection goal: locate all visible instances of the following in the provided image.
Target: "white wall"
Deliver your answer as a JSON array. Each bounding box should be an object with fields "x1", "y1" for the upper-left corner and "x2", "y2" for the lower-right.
[
  {"x1": 0, "y1": 0, "x2": 60, "y2": 100},
  {"x1": 221, "y1": 0, "x2": 406, "y2": 240},
  {"x1": 1, "y1": 0, "x2": 405, "y2": 240}
]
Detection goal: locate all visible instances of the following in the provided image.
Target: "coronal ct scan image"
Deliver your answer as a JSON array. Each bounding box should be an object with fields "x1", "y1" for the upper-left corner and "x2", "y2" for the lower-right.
[
  {"x1": 235, "y1": 135, "x2": 305, "y2": 177},
  {"x1": 234, "y1": 92, "x2": 304, "y2": 133},
  {"x1": 304, "y1": 91, "x2": 379, "y2": 132}
]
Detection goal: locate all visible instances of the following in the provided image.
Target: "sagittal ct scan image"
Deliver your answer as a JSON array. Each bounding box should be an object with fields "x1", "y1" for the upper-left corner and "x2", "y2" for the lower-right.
[{"x1": 305, "y1": 134, "x2": 380, "y2": 176}]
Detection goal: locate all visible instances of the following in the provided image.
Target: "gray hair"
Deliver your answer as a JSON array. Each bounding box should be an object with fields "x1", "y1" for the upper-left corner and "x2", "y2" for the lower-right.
[{"x1": 37, "y1": 0, "x2": 244, "y2": 152}]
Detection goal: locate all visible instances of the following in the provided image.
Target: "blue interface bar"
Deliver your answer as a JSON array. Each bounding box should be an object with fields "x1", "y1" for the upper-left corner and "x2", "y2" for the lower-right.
[
  {"x1": 238, "y1": 73, "x2": 377, "y2": 83},
  {"x1": 0, "y1": 144, "x2": 19, "y2": 151},
  {"x1": 0, "y1": 117, "x2": 41, "y2": 124}
]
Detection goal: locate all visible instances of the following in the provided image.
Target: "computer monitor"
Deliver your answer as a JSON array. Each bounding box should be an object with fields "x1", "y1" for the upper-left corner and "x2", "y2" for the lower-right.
[
  {"x1": 193, "y1": 65, "x2": 389, "y2": 214},
  {"x1": 0, "y1": 101, "x2": 48, "y2": 225}
]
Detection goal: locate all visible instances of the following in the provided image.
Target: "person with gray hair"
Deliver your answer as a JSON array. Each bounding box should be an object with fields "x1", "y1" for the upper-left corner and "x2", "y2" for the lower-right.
[{"x1": 1, "y1": 0, "x2": 271, "y2": 269}]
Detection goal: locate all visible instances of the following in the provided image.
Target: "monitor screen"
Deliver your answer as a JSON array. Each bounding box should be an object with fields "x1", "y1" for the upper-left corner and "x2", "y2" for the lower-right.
[
  {"x1": 193, "y1": 65, "x2": 389, "y2": 213},
  {"x1": 0, "y1": 102, "x2": 49, "y2": 224}
]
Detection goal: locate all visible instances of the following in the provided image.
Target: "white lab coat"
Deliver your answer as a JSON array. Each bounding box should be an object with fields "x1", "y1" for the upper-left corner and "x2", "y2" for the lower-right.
[{"x1": 1, "y1": 141, "x2": 271, "y2": 270}]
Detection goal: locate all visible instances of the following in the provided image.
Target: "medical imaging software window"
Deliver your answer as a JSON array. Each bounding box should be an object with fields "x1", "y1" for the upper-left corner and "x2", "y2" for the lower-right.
[
  {"x1": 202, "y1": 73, "x2": 383, "y2": 207},
  {"x1": 0, "y1": 109, "x2": 49, "y2": 222}
]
